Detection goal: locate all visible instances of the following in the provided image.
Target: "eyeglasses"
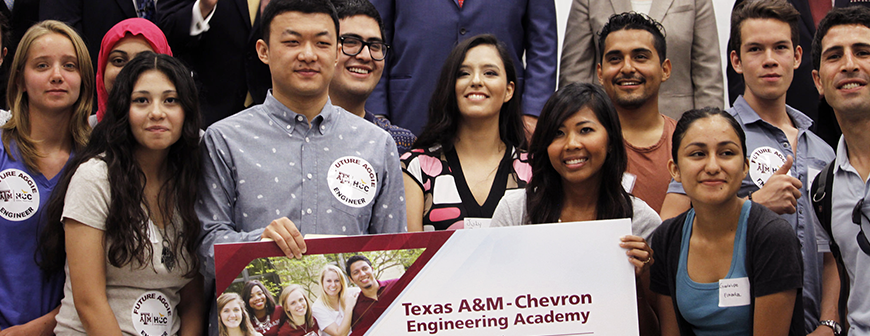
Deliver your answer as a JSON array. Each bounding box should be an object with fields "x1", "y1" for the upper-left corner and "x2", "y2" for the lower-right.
[
  {"x1": 852, "y1": 199, "x2": 870, "y2": 255},
  {"x1": 340, "y1": 36, "x2": 389, "y2": 61}
]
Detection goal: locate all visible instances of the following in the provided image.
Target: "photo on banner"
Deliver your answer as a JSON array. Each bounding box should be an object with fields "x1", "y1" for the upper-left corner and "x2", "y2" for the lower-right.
[{"x1": 214, "y1": 221, "x2": 641, "y2": 335}]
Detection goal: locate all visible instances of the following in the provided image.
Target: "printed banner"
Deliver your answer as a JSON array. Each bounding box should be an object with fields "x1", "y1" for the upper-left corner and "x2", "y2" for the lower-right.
[{"x1": 215, "y1": 220, "x2": 639, "y2": 335}]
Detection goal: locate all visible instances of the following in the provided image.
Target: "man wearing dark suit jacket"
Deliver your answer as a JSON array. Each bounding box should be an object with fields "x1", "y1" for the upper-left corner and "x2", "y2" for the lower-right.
[
  {"x1": 157, "y1": 0, "x2": 272, "y2": 126},
  {"x1": 366, "y1": 0, "x2": 557, "y2": 135}
]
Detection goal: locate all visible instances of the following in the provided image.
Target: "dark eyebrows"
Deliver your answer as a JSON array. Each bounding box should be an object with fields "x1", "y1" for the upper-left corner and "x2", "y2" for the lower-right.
[
  {"x1": 282, "y1": 29, "x2": 332, "y2": 38},
  {"x1": 684, "y1": 140, "x2": 740, "y2": 149}
]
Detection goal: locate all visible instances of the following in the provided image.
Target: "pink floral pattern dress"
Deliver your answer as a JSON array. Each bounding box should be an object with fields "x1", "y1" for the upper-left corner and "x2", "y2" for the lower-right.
[{"x1": 400, "y1": 145, "x2": 532, "y2": 230}]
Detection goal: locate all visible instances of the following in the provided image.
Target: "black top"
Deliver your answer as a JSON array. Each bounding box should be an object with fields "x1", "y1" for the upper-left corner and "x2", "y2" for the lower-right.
[{"x1": 649, "y1": 201, "x2": 805, "y2": 336}]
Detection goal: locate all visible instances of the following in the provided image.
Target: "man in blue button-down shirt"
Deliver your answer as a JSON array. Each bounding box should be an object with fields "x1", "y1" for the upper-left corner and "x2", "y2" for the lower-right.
[{"x1": 197, "y1": 0, "x2": 407, "y2": 334}]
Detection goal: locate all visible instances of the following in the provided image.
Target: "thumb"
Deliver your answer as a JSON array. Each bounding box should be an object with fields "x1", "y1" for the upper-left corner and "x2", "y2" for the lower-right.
[{"x1": 775, "y1": 155, "x2": 793, "y2": 175}]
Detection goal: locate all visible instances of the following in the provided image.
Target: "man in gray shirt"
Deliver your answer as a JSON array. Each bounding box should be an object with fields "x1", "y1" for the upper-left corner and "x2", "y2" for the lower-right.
[
  {"x1": 812, "y1": 6, "x2": 870, "y2": 335},
  {"x1": 197, "y1": 0, "x2": 406, "y2": 282}
]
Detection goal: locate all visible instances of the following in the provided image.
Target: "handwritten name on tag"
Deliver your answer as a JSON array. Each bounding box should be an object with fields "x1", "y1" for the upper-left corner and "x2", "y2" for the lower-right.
[
  {"x1": 719, "y1": 277, "x2": 751, "y2": 307},
  {"x1": 464, "y1": 217, "x2": 491, "y2": 229}
]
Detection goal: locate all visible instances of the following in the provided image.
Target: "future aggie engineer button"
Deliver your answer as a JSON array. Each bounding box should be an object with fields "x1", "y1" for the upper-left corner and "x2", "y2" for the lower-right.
[
  {"x1": 0, "y1": 168, "x2": 39, "y2": 221},
  {"x1": 328, "y1": 156, "x2": 378, "y2": 208}
]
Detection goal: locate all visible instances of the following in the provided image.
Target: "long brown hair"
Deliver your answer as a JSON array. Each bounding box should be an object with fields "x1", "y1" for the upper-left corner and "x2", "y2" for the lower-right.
[{"x1": 1, "y1": 20, "x2": 93, "y2": 173}]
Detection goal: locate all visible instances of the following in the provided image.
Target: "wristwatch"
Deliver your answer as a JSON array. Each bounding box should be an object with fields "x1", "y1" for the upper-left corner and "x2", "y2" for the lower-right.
[{"x1": 819, "y1": 320, "x2": 842, "y2": 336}]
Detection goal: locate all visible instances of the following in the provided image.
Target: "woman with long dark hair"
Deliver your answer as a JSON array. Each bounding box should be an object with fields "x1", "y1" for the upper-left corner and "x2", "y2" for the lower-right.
[
  {"x1": 491, "y1": 83, "x2": 660, "y2": 235},
  {"x1": 242, "y1": 280, "x2": 282, "y2": 336},
  {"x1": 39, "y1": 52, "x2": 204, "y2": 335},
  {"x1": 491, "y1": 83, "x2": 660, "y2": 334},
  {"x1": 401, "y1": 34, "x2": 530, "y2": 231},
  {"x1": 650, "y1": 108, "x2": 803, "y2": 335},
  {"x1": 0, "y1": 20, "x2": 92, "y2": 334}
]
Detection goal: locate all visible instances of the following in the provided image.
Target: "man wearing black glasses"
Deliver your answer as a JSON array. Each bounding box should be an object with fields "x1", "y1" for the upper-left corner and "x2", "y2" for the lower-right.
[
  {"x1": 812, "y1": 6, "x2": 870, "y2": 336},
  {"x1": 329, "y1": 0, "x2": 415, "y2": 154}
]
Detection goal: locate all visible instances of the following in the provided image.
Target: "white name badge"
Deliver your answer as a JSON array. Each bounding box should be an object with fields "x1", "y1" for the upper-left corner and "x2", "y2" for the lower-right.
[
  {"x1": 622, "y1": 172, "x2": 637, "y2": 193},
  {"x1": 719, "y1": 277, "x2": 751, "y2": 307},
  {"x1": 463, "y1": 217, "x2": 491, "y2": 229}
]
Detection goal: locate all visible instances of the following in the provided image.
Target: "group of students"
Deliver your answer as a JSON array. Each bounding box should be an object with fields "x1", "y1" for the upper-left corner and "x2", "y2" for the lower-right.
[{"x1": 1, "y1": 0, "x2": 869, "y2": 336}]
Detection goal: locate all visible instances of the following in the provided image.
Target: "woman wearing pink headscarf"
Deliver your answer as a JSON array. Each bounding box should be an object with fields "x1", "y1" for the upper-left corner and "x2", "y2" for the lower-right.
[{"x1": 93, "y1": 18, "x2": 172, "y2": 124}]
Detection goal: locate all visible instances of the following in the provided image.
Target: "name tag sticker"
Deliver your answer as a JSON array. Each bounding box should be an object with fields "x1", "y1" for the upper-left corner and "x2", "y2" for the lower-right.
[
  {"x1": 464, "y1": 217, "x2": 491, "y2": 229},
  {"x1": 622, "y1": 172, "x2": 637, "y2": 193},
  {"x1": 719, "y1": 277, "x2": 751, "y2": 307}
]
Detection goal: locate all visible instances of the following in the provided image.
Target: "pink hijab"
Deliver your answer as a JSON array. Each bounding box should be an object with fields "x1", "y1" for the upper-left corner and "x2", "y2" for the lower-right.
[{"x1": 96, "y1": 18, "x2": 173, "y2": 122}]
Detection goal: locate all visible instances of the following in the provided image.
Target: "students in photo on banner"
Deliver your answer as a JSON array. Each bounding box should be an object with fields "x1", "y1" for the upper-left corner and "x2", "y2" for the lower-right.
[
  {"x1": 595, "y1": 12, "x2": 677, "y2": 214},
  {"x1": 401, "y1": 34, "x2": 531, "y2": 231},
  {"x1": 489, "y1": 82, "x2": 661, "y2": 335},
  {"x1": 650, "y1": 107, "x2": 804, "y2": 335},
  {"x1": 345, "y1": 255, "x2": 397, "y2": 333},
  {"x1": 242, "y1": 280, "x2": 283, "y2": 336},
  {"x1": 277, "y1": 285, "x2": 320, "y2": 336},
  {"x1": 39, "y1": 52, "x2": 204, "y2": 336},
  {"x1": 0, "y1": 19, "x2": 92, "y2": 335},
  {"x1": 219, "y1": 292, "x2": 264, "y2": 336},
  {"x1": 311, "y1": 265, "x2": 359, "y2": 336},
  {"x1": 810, "y1": 6, "x2": 870, "y2": 335},
  {"x1": 328, "y1": 0, "x2": 415, "y2": 154},
  {"x1": 93, "y1": 17, "x2": 173, "y2": 126}
]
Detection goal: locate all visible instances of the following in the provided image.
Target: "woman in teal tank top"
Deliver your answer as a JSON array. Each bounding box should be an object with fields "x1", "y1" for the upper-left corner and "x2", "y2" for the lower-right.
[{"x1": 649, "y1": 107, "x2": 804, "y2": 335}]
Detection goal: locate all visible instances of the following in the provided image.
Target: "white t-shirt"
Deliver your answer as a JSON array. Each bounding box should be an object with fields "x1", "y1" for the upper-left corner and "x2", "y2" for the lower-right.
[
  {"x1": 491, "y1": 189, "x2": 661, "y2": 239},
  {"x1": 311, "y1": 287, "x2": 361, "y2": 332},
  {"x1": 54, "y1": 158, "x2": 194, "y2": 336}
]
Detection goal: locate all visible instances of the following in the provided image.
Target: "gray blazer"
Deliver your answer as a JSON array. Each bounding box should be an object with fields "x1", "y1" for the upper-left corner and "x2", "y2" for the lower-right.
[{"x1": 559, "y1": 0, "x2": 724, "y2": 119}]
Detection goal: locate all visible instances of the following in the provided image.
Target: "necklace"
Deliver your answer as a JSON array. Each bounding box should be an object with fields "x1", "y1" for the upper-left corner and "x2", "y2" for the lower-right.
[
  {"x1": 254, "y1": 314, "x2": 270, "y2": 329},
  {"x1": 155, "y1": 224, "x2": 176, "y2": 271}
]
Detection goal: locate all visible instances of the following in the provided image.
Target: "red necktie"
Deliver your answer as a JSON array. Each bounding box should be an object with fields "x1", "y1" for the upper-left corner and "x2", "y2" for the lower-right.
[
  {"x1": 810, "y1": 0, "x2": 832, "y2": 28},
  {"x1": 458, "y1": 0, "x2": 464, "y2": 8}
]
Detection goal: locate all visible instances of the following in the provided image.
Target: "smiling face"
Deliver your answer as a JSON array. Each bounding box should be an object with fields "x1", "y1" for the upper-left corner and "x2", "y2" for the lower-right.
[
  {"x1": 23, "y1": 33, "x2": 82, "y2": 115},
  {"x1": 813, "y1": 24, "x2": 870, "y2": 120},
  {"x1": 330, "y1": 15, "x2": 383, "y2": 103},
  {"x1": 284, "y1": 289, "x2": 308, "y2": 319},
  {"x1": 104, "y1": 35, "x2": 153, "y2": 94},
  {"x1": 129, "y1": 69, "x2": 184, "y2": 155},
  {"x1": 349, "y1": 260, "x2": 375, "y2": 289},
  {"x1": 669, "y1": 115, "x2": 749, "y2": 206},
  {"x1": 597, "y1": 29, "x2": 670, "y2": 110},
  {"x1": 547, "y1": 106, "x2": 609, "y2": 190},
  {"x1": 454, "y1": 44, "x2": 515, "y2": 121},
  {"x1": 220, "y1": 299, "x2": 244, "y2": 330},
  {"x1": 732, "y1": 18, "x2": 801, "y2": 103},
  {"x1": 322, "y1": 270, "x2": 342, "y2": 297},
  {"x1": 257, "y1": 11, "x2": 338, "y2": 102},
  {"x1": 248, "y1": 285, "x2": 267, "y2": 312}
]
